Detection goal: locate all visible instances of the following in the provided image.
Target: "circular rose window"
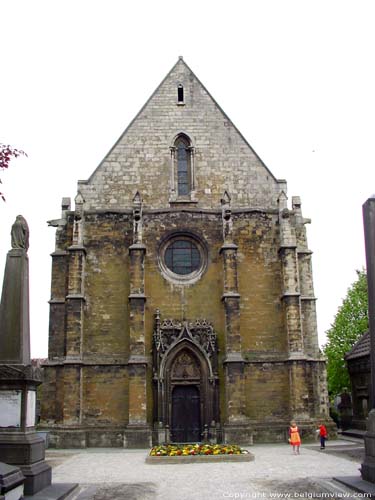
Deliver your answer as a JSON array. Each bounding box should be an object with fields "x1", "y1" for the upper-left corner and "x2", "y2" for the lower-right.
[{"x1": 159, "y1": 235, "x2": 207, "y2": 284}]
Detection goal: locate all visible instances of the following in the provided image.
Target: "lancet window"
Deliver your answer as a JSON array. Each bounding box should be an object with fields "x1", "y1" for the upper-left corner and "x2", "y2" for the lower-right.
[{"x1": 170, "y1": 134, "x2": 195, "y2": 198}]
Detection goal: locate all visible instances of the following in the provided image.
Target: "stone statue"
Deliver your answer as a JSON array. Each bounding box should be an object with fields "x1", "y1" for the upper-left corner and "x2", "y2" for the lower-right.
[{"x1": 11, "y1": 215, "x2": 29, "y2": 251}]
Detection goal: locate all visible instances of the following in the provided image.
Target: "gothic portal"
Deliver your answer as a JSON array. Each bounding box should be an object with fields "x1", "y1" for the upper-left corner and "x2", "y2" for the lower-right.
[
  {"x1": 153, "y1": 316, "x2": 219, "y2": 443},
  {"x1": 40, "y1": 57, "x2": 330, "y2": 448}
]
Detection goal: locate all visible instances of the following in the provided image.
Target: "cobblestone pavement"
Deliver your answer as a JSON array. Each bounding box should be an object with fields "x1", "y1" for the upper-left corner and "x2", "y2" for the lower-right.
[
  {"x1": 48, "y1": 440, "x2": 366, "y2": 500},
  {"x1": 307, "y1": 443, "x2": 364, "y2": 463}
]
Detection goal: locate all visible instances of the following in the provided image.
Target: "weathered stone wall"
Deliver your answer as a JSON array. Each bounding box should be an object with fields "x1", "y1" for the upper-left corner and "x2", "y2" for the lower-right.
[
  {"x1": 82, "y1": 366, "x2": 128, "y2": 425},
  {"x1": 245, "y1": 363, "x2": 290, "y2": 421},
  {"x1": 40, "y1": 366, "x2": 61, "y2": 423},
  {"x1": 40, "y1": 58, "x2": 330, "y2": 447},
  {"x1": 234, "y1": 211, "x2": 286, "y2": 354},
  {"x1": 78, "y1": 59, "x2": 284, "y2": 211},
  {"x1": 143, "y1": 211, "x2": 225, "y2": 340},
  {"x1": 83, "y1": 212, "x2": 131, "y2": 360},
  {"x1": 41, "y1": 206, "x2": 327, "y2": 442}
]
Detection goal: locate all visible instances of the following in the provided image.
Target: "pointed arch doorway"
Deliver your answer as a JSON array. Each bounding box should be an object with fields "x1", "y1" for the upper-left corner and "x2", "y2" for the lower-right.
[{"x1": 152, "y1": 313, "x2": 220, "y2": 444}]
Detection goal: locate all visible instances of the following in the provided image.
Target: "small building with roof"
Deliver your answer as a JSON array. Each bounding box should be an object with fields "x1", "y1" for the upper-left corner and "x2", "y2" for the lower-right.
[{"x1": 345, "y1": 331, "x2": 370, "y2": 429}]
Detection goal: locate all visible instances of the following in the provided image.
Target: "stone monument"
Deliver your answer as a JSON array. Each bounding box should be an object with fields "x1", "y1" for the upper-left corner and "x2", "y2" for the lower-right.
[
  {"x1": 361, "y1": 196, "x2": 375, "y2": 482},
  {"x1": 0, "y1": 462, "x2": 25, "y2": 499},
  {"x1": 0, "y1": 216, "x2": 51, "y2": 496}
]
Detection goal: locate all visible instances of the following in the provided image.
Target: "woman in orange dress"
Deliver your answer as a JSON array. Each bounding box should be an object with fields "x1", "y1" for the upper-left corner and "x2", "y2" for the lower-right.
[{"x1": 289, "y1": 421, "x2": 301, "y2": 455}]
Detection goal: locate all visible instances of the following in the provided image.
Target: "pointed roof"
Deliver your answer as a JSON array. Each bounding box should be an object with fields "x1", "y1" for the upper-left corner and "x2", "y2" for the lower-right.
[
  {"x1": 87, "y1": 57, "x2": 277, "y2": 183},
  {"x1": 77, "y1": 56, "x2": 287, "y2": 211},
  {"x1": 345, "y1": 331, "x2": 370, "y2": 360}
]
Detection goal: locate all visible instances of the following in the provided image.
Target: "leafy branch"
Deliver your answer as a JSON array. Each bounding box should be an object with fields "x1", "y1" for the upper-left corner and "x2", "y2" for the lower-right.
[
  {"x1": 323, "y1": 269, "x2": 368, "y2": 397},
  {"x1": 0, "y1": 143, "x2": 28, "y2": 201}
]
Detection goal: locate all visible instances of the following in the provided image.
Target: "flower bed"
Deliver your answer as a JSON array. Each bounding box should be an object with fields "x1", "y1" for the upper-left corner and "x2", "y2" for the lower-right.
[
  {"x1": 150, "y1": 444, "x2": 247, "y2": 456},
  {"x1": 146, "y1": 444, "x2": 254, "y2": 464}
]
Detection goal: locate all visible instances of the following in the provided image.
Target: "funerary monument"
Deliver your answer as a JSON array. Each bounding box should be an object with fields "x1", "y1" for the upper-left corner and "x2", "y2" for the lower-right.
[
  {"x1": 361, "y1": 196, "x2": 375, "y2": 482},
  {"x1": 0, "y1": 215, "x2": 52, "y2": 495}
]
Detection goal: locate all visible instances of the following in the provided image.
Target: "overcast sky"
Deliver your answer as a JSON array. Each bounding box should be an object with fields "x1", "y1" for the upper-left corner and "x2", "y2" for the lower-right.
[{"x1": 1, "y1": 0, "x2": 374, "y2": 358}]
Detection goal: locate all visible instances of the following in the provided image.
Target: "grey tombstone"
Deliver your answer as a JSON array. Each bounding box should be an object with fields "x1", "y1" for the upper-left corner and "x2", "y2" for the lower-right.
[
  {"x1": 0, "y1": 217, "x2": 30, "y2": 363},
  {"x1": 0, "y1": 216, "x2": 51, "y2": 496},
  {"x1": 0, "y1": 462, "x2": 25, "y2": 500},
  {"x1": 361, "y1": 196, "x2": 375, "y2": 482}
]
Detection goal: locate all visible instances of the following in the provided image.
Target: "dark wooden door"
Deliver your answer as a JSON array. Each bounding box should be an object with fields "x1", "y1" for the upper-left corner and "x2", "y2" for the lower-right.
[{"x1": 171, "y1": 385, "x2": 201, "y2": 442}]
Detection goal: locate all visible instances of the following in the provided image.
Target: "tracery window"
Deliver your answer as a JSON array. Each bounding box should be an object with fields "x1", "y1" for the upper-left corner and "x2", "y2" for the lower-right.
[
  {"x1": 159, "y1": 233, "x2": 207, "y2": 284},
  {"x1": 169, "y1": 133, "x2": 195, "y2": 200},
  {"x1": 174, "y1": 135, "x2": 192, "y2": 197},
  {"x1": 165, "y1": 239, "x2": 201, "y2": 275}
]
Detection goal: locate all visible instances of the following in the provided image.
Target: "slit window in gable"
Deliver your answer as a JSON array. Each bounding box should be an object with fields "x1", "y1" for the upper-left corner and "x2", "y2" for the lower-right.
[{"x1": 177, "y1": 84, "x2": 184, "y2": 103}]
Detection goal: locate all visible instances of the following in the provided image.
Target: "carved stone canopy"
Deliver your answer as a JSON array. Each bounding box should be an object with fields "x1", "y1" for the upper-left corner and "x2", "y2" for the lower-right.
[{"x1": 153, "y1": 314, "x2": 217, "y2": 358}]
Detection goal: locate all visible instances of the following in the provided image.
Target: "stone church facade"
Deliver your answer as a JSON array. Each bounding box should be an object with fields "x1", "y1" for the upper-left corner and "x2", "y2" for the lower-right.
[{"x1": 40, "y1": 57, "x2": 329, "y2": 448}]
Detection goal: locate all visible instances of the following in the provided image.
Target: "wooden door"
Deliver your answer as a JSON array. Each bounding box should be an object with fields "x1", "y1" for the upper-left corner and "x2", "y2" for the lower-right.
[{"x1": 171, "y1": 385, "x2": 201, "y2": 442}]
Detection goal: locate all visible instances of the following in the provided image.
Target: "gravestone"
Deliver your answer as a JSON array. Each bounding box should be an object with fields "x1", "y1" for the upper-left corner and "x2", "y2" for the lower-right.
[
  {"x1": 361, "y1": 196, "x2": 375, "y2": 482},
  {"x1": 0, "y1": 462, "x2": 25, "y2": 500},
  {"x1": 0, "y1": 216, "x2": 51, "y2": 496}
]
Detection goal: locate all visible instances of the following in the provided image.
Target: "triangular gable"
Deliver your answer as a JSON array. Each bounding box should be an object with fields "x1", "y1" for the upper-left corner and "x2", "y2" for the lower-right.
[
  {"x1": 87, "y1": 57, "x2": 277, "y2": 184},
  {"x1": 77, "y1": 57, "x2": 285, "y2": 210}
]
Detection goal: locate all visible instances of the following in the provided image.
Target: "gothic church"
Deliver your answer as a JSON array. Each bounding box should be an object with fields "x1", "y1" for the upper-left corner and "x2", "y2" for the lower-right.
[{"x1": 40, "y1": 57, "x2": 329, "y2": 447}]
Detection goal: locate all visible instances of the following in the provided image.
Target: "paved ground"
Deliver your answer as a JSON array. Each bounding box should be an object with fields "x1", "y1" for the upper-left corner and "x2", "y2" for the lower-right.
[{"x1": 46, "y1": 439, "x2": 368, "y2": 499}]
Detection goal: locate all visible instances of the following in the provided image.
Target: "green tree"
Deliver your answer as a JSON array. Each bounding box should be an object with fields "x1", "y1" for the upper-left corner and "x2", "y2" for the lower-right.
[{"x1": 323, "y1": 269, "x2": 368, "y2": 397}]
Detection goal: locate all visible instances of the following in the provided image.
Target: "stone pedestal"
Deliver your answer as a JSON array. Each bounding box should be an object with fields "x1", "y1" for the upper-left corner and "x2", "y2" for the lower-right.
[
  {"x1": 361, "y1": 410, "x2": 375, "y2": 482},
  {"x1": 0, "y1": 431, "x2": 51, "y2": 494},
  {"x1": 0, "y1": 366, "x2": 52, "y2": 496},
  {"x1": 0, "y1": 462, "x2": 24, "y2": 500}
]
